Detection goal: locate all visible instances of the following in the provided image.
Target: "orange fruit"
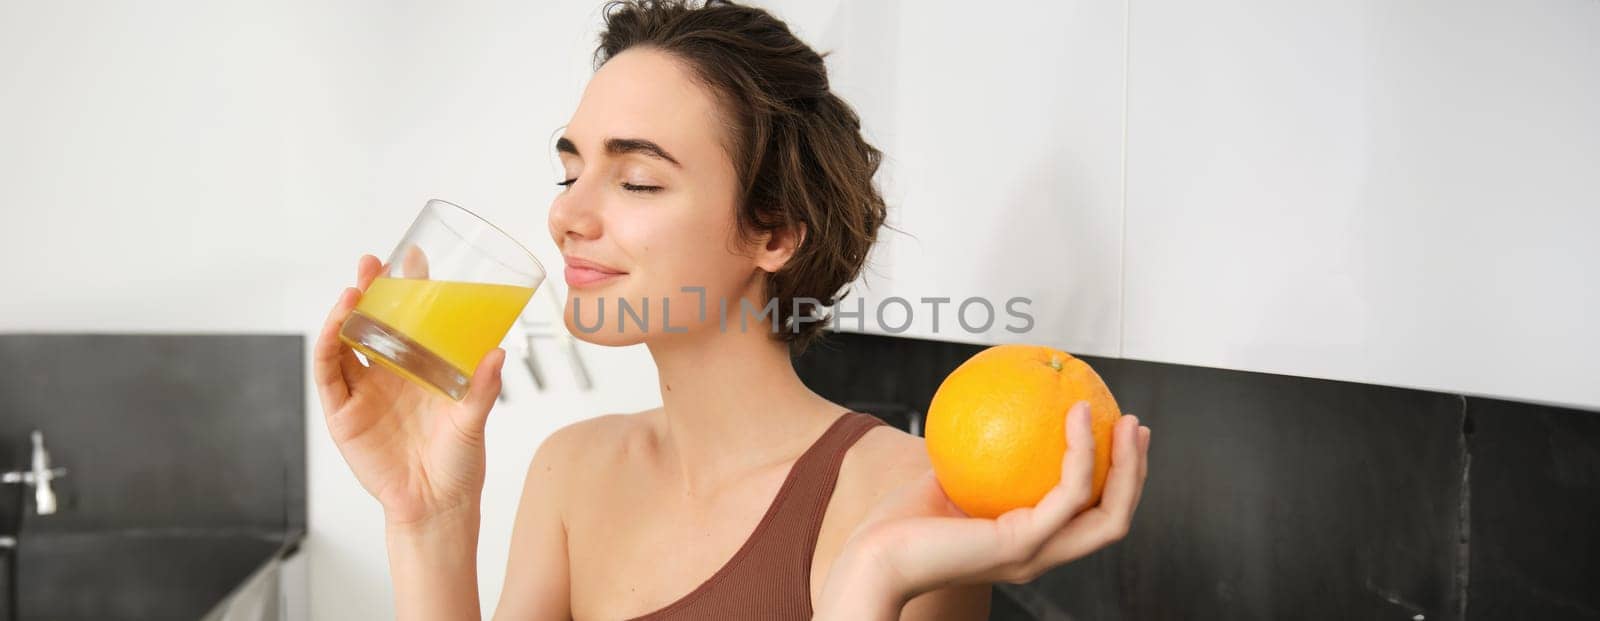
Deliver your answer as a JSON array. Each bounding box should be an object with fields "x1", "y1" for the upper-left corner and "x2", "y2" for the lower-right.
[{"x1": 924, "y1": 344, "x2": 1122, "y2": 519}]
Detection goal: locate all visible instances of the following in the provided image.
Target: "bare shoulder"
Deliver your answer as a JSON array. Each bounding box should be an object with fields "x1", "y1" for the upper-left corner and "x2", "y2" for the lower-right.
[
  {"x1": 839, "y1": 421, "x2": 934, "y2": 499},
  {"x1": 534, "y1": 410, "x2": 645, "y2": 455},
  {"x1": 526, "y1": 408, "x2": 659, "y2": 496},
  {"x1": 817, "y1": 420, "x2": 931, "y2": 543},
  {"x1": 501, "y1": 410, "x2": 658, "y2": 619}
]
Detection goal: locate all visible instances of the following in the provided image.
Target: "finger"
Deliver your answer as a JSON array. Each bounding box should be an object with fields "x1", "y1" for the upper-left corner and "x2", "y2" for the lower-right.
[
  {"x1": 453, "y1": 347, "x2": 507, "y2": 439},
  {"x1": 1049, "y1": 401, "x2": 1097, "y2": 516},
  {"x1": 401, "y1": 244, "x2": 430, "y2": 280},
  {"x1": 1092, "y1": 414, "x2": 1145, "y2": 534},
  {"x1": 338, "y1": 344, "x2": 367, "y2": 389},
  {"x1": 335, "y1": 255, "x2": 385, "y2": 390},
  {"x1": 313, "y1": 287, "x2": 360, "y2": 412},
  {"x1": 1130, "y1": 426, "x2": 1151, "y2": 512},
  {"x1": 356, "y1": 254, "x2": 385, "y2": 291},
  {"x1": 994, "y1": 401, "x2": 1096, "y2": 558},
  {"x1": 1064, "y1": 402, "x2": 1097, "y2": 505},
  {"x1": 1017, "y1": 420, "x2": 1144, "y2": 572}
]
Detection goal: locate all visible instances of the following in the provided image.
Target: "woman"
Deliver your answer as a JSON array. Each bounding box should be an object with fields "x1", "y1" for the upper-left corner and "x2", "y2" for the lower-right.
[{"x1": 314, "y1": 1, "x2": 1152, "y2": 619}]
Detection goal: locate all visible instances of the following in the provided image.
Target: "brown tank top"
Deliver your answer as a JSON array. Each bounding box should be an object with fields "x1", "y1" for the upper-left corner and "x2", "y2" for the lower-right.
[{"x1": 626, "y1": 411, "x2": 886, "y2": 620}]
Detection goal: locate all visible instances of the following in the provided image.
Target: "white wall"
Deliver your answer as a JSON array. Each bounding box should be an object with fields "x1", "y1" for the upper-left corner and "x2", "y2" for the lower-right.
[
  {"x1": 0, "y1": 0, "x2": 382, "y2": 333},
  {"x1": 0, "y1": 1, "x2": 661, "y2": 618}
]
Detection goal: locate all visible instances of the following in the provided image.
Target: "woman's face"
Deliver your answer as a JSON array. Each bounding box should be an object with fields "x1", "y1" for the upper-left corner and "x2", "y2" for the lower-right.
[{"x1": 549, "y1": 48, "x2": 787, "y2": 346}]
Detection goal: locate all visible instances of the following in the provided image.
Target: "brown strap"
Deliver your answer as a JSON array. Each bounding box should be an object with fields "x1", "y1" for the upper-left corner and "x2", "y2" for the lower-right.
[{"x1": 628, "y1": 411, "x2": 886, "y2": 620}]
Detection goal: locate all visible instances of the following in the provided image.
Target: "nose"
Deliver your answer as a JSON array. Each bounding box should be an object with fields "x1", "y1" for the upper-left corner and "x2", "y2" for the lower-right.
[{"x1": 548, "y1": 179, "x2": 603, "y2": 246}]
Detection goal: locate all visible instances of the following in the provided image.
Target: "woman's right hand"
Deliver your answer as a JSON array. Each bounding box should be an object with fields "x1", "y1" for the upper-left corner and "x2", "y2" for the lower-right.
[{"x1": 313, "y1": 254, "x2": 508, "y2": 528}]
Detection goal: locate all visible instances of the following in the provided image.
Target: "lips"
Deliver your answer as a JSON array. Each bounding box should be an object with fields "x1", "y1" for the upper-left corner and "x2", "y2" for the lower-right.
[{"x1": 563, "y1": 255, "x2": 627, "y2": 289}]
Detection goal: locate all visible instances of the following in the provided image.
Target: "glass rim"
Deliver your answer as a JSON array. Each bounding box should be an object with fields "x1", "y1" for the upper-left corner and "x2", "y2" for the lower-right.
[{"x1": 424, "y1": 198, "x2": 545, "y2": 278}]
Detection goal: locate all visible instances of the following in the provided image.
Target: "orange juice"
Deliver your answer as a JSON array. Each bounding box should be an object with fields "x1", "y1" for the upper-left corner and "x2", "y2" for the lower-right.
[{"x1": 340, "y1": 276, "x2": 534, "y2": 399}]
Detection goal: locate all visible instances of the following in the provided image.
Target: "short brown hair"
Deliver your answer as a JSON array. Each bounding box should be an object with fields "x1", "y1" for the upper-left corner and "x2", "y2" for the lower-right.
[{"x1": 595, "y1": 0, "x2": 887, "y2": 353}]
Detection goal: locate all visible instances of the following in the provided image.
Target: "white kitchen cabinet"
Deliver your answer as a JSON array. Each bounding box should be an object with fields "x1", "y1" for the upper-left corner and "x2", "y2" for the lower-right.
[
  {"x1": 796, "y1": 0, "x2": 1128, "y2": 357},
  {"x1": 1121, "y1": 0, "x2": 1600, "y2": 409}
]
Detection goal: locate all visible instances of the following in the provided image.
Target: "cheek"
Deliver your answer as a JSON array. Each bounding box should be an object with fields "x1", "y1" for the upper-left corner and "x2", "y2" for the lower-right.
[{"x1": 624, "y1": 202, "x2": 745, "y2": 288}]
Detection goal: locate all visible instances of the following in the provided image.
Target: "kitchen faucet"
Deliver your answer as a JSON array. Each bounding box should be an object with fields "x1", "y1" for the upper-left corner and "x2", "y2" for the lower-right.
[{"x1": 2, "y1": 431, "x2": 67, "y2": 515}]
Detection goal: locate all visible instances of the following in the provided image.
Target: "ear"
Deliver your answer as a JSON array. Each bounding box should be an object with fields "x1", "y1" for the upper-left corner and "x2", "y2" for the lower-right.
[{"x1": 754, "y1": 222, "x2": 806, "y2": 273}]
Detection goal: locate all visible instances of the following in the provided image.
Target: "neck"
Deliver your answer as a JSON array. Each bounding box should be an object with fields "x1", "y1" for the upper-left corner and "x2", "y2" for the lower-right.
[{"x1": 645, "y1": 321, "x2": 837, "y2": 492}]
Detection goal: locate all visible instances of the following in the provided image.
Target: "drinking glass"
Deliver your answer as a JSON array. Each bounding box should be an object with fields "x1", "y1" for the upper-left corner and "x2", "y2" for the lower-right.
[{"x1": 339, "y1": 199, "x2": 545, "y2": 401}]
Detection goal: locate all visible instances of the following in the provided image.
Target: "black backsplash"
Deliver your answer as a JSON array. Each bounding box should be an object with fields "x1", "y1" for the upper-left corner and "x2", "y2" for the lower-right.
[
  {"x1": 793, "y1": 331, "x2": 1600, "y2": 621},
  {"x1": 0, "y1": 333, "x2": 305, "y2": 620},
  {"x1": 0, "y1": 334, "x2": 305, "y2": 534}
]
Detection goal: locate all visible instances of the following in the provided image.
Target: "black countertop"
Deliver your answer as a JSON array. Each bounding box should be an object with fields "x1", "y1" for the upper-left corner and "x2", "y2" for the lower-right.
[{"x1": 4, "y1": 529, "x2": 301, "y2": 621}]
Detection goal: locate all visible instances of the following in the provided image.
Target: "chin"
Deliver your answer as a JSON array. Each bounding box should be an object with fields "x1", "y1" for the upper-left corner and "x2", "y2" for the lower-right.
[{"x1": 562, "y1": 292, "x2": 649, "y2": 347}]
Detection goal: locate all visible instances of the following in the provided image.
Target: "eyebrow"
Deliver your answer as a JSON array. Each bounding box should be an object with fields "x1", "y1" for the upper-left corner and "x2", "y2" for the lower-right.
[{"x1": 555, "y1": 136, "x2": 682, "y2": 168}]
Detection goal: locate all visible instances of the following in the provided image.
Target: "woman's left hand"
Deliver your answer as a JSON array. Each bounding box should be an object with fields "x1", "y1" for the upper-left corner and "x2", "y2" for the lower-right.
[{"x1": 818, "y1": 402, "x2": 1151, "y2": 617}]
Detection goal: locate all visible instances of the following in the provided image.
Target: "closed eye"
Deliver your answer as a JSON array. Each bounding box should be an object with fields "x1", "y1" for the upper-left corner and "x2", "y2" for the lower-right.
[{"x1": 555, "y1": 178, "x2": 661, "y2": 194}]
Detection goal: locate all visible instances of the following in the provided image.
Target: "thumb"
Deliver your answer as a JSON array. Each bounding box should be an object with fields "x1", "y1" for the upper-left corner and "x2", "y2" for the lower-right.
[{"x1": 457, "y1": 347, "x2": 507, "y2": 432}]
